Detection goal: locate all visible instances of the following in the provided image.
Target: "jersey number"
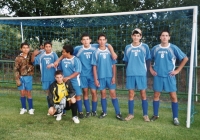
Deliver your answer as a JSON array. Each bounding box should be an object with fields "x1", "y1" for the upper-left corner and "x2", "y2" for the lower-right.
[{"x1": 161, "y1": 53, "x2": 164, "y2": 58}]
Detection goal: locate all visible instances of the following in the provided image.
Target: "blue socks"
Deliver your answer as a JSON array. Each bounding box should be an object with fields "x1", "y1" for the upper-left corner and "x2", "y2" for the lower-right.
[
  {"x1": 101, "y1": 98, "x2": 107, "y2": 113},
  {"x1": 27, "y1": 98, "x2": 33, "y2": 110},
  {"x1": 92, "y1": 101, "x2": 97, "y2": 112},
  {"x1": 128, "y1": 100, "x2": 134, "y2": 115},
  {"x1": 172, "y1": 102, "x2": 178, "y2": 119},
  {"x1": 20, "y1": 96, "x2": 26, "y2": 109},
  {"x1": 142, "y1": 100, "x2": 148, "y2": 116},
  {"x1": 112, "y1": 98, "x2": 120, "y2": 115},
  {"x1": 76, "y1": 100, "x2": 83, "y2": 112},
  {"x1": 153, "y1": 100, "x2": 160, "y2": 116},
  {"x1": 84, "y1": 99, "x2": 90, "y2": 113}
]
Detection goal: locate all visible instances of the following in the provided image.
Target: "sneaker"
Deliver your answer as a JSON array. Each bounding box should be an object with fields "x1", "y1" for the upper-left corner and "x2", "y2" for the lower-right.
[
  {"x1": 125, "y1": 114, "x2": 134, "y2": 121},
  {"x1": 92, "y1": 111, "x2": 98, "y2": 117},
  {"x1": 28, "y1": 109, "x2": 34, "y2": 115},
  {"x1": 78, "y1": 112, "x2": 84, "y2": 119},
  {"x1": 99, "y1": 112, "x2": 107, "y2": 119},
  {"x1": 143, "y1": 115, "x2": 150, "y2": 122},
  {"x1": 116, "y1": 114, "x2": 124, "y2": 121},
  {"x1": 173, "y1": 118, "x2": 180, "y2": 126},
  {"x1": 72, "y1": 116, "x2": 80, "y2": 124},
  {"x1": 56, "y1": 112, "x2": 63, "y2": 121},
  {"x1": 20, "y1": 108, "x2": 27, "y2": 114},
  {"x1": 85, "y1": 112, "x2": 91, "y2": 118},
  {"x1": 62, "y1": 113, "x2": 66, "y2": 116},
  {"x1": 150, "y1": 115, "x2": 159, "y2": 121}
]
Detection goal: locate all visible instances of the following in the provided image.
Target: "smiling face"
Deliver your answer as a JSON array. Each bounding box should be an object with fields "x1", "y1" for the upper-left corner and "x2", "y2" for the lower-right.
[{"x1": 131, "y1": 33, "x2": 142, "y2": 45}]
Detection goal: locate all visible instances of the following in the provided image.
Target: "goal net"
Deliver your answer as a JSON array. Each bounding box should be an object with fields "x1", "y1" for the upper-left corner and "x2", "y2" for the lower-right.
[{"x1": 0, "y1": 6, "x2": 198, "y2": 128}]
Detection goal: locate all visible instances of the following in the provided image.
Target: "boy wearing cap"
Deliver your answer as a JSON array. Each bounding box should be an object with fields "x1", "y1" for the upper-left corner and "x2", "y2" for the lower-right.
[{"x1": 123, "y1": 28, "x2": 151, "y2": 121}]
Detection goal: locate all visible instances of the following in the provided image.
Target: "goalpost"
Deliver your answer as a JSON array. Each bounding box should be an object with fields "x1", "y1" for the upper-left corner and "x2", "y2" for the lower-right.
[{"x1": 0, "y1": 6, "x2": 198, "y2": 128}]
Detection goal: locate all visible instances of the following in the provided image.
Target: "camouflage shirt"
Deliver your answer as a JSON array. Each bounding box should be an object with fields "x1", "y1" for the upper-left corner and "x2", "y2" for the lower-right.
[{"x1": 14, "y1": 52, "x2": 34, "y2": 80}]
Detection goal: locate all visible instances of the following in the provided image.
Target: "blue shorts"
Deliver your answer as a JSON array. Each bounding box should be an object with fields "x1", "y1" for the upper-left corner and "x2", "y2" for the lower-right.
[
  {"x1": 42, "y1": 81, "x2": 54, "y2": 90},
  {"x1": 98, "y1": 77, "x2": 116, "y2": 90},
  {"x1": 153, "y1": 76, "x2": 177, "y2": 92},
  {"x1": 72, "y1": 85, "x2": 82, "y2": 96},
  {"x1": 80, "y1": 76, "x2": 97, "y2": 90},
  {"x1": 126, "y1": 76, "x2": 147, "y2": 90},
  {"x1": 18, "y1": 76, "x2": 33, "y2": 91}
]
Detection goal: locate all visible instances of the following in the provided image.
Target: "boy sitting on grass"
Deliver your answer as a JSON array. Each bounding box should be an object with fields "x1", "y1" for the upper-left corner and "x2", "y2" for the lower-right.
[{"x1": 48, "y1": 70, "x2": 80, "y2": 124}]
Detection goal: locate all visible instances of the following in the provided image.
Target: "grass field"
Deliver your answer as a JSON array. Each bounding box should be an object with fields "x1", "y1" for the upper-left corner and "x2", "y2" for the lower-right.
[{"x1": 0, "y1": 89, "x2": 200, "y2": 140}]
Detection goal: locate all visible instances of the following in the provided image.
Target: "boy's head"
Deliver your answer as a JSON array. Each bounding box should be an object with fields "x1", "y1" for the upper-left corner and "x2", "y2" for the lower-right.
[
  {"x1": 131, "y1": 28, "x2": 142, "y2": 44},
  {"x1": 54, "y1": 70, "x2": 64, "y2": 84},
  {"x1": 97, "y1": 33, "x2": 107, "y2": 46},
  {"x1": 62, "y1": 44, "x2": 74, "y2": 58},
  {"x1": 20, "y1": 42, "x2": 30, "y2": 54},
  {"x1": 81, "y1": 33, "x2": 92, "y2": 47},
  {"x1": 44, "y1": 41, "x2": 52, "y2": 54},
  {"x1": 39, "y1": 44, "x2": 44, "y2": 50},
  {"x1": 160, "y1": 30, "x2": 170, "y2": 44}
]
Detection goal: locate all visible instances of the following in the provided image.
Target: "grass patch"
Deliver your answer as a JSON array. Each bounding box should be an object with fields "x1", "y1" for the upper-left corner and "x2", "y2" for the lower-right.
[{"x1": 0, "y1": 90, "x2": 199, "y2": 140}]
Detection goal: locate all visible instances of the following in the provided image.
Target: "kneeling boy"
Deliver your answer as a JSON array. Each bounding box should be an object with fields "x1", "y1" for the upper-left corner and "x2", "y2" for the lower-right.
[{"x1": 48, "y1": 70, "x2": 80, "y2": 124}]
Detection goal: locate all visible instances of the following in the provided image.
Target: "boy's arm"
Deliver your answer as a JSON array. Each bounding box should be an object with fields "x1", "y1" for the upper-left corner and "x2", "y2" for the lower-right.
[
  {"x1": 48, "y1": 85, "x2": 54, "y2": 107},
  {"x1": 54, "y1": 55, "x2": 64, "y2": 67},
  {"x1": 107, "y1": 44, "x2": 117, "y2": 60},
  {"x1": 31, "y1": 49, "x2": 40, "y2": 63},
  {"x1": 169, "y1": 57, "x2": 188, "y2": 76},
  {"x1": 66, "y1": 80, "x2": 76, "y2": 100},
  {"x1": 111, "y1": 65, "x2": 116, "y2": 84},
  {"x1": 149, "y1": 63, "x2": 157, "y2": 76},
  {"x1": 93, "y1": 65, "x2": 100, "y2": 87},
  {"x1": 14, "y1": 57, "x2": 21, "y2": 86},
  {"x1": 63, "y1": 72, "x2": 79, "y2": 83}
]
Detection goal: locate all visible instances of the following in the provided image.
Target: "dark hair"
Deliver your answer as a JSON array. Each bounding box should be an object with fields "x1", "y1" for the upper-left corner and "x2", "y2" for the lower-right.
[
  {"x1": 44, "y1": 41, "x2": 52, "y2": 47},
  {"x1": 160, "y1": 30, "x2": 170, "y2": 36},
  {"x1": 54, "y1": 70, "x2": 63, "y2": 76},
  {"x1": 97, "y1": 33, "x2": 107, "y2": 40},
  {"x1": 81, "y1": 33, "x2": 91, "y2": 40},
  {"x1": 20, "y1": 42, "x2": 29, "y2": 48},
  {"x1": 63, "y1": 44, "x2": 74, "y2": 55}
]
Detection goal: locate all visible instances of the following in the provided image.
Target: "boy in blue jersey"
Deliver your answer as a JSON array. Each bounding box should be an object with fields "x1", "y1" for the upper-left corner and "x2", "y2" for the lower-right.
[
  {"x1": 58, "y1": 44, "x2": 84, "y2": 118},
  {"x1": 150, "y1": 30, "x2": 188, "y2": 126},
  {"x1": 54, "y1": 33, "x2": 117, "y2": 118},
  {"x1": 14, "y1": 43, "x2": 34, "y2": 115},
  {"x1": 91, "y1": 33, "x2": 124, "y2": 120},
  {"x1": 73, "y1": 33, "x2": 117, "y2": 118},
  {"x1": 123, "y1": 28, "x2": 151, "y2": 122},
  {"x1": 31, "y1": 42, "x2": 58, "y2": 114}
]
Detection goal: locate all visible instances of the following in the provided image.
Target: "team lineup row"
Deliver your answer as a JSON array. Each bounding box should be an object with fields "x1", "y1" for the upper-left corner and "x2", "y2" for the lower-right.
[{"x1": 14, "y1": 28, "x2": 188, "y2": 125}]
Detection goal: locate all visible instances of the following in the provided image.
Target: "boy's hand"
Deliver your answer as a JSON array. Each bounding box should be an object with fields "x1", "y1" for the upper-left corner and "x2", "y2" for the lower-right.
[
  {"x1": 46, "y1": 63, "x2": 54, "y2": 69},
  {"x1": 33, "y1": 49, "x2": 40, "y2": 56},
  {"x1": 70, "y1": 96, "x2": 76, "y2": 103},
  {"x1": 54, "y1": 60, "x2": 59, "y2": 68},
  {"x1": 16, "y1": 78, "x2": 21, "y2": 86},
  {"x1": 150, "y1": 68, "x2": 157, "y2": 76},
  {"x1": 63, "y1": 77, "x2": 70, "y2": 82},
  {"x1": 111, "y1": 52, "x2": 118, "y2": 60},
  {"x1": 94, "y1": 79, "x2": 100, "y2": 87},
  {"x1": 111, "y1": 77, "x2": 115, "y2": 84}
]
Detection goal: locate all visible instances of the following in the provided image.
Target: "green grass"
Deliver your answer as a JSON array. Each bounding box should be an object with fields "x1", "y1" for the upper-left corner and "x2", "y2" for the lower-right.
[{"x1": 0, "y1": 90, "x2": 200, "y2": 140}]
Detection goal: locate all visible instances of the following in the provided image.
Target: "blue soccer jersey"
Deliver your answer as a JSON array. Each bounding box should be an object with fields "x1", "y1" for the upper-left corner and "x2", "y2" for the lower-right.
[
  {"x1": 34, "y1": 51, "x2": 58, "y2": 82},
  {"x1": 151, "y1": 43, "x2": 187, "y2": 77},
  {"x1": 91, "y1": 48, "x2": 116, "y2": 79},
  {"x1": 59, "y1": 56, "x2": 82, "y2": 86},
  {"x1": 123, "y1": 43, "x2": 151, "y2": 76},
  {"x1": 73, "y1": 44, "x2": 99, "y2": 77}
]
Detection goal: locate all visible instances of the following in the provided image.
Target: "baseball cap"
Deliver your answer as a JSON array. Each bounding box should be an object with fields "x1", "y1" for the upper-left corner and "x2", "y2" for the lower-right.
[{"x1": 132, "y1": 28, "x2": 142, "y2": 35}]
